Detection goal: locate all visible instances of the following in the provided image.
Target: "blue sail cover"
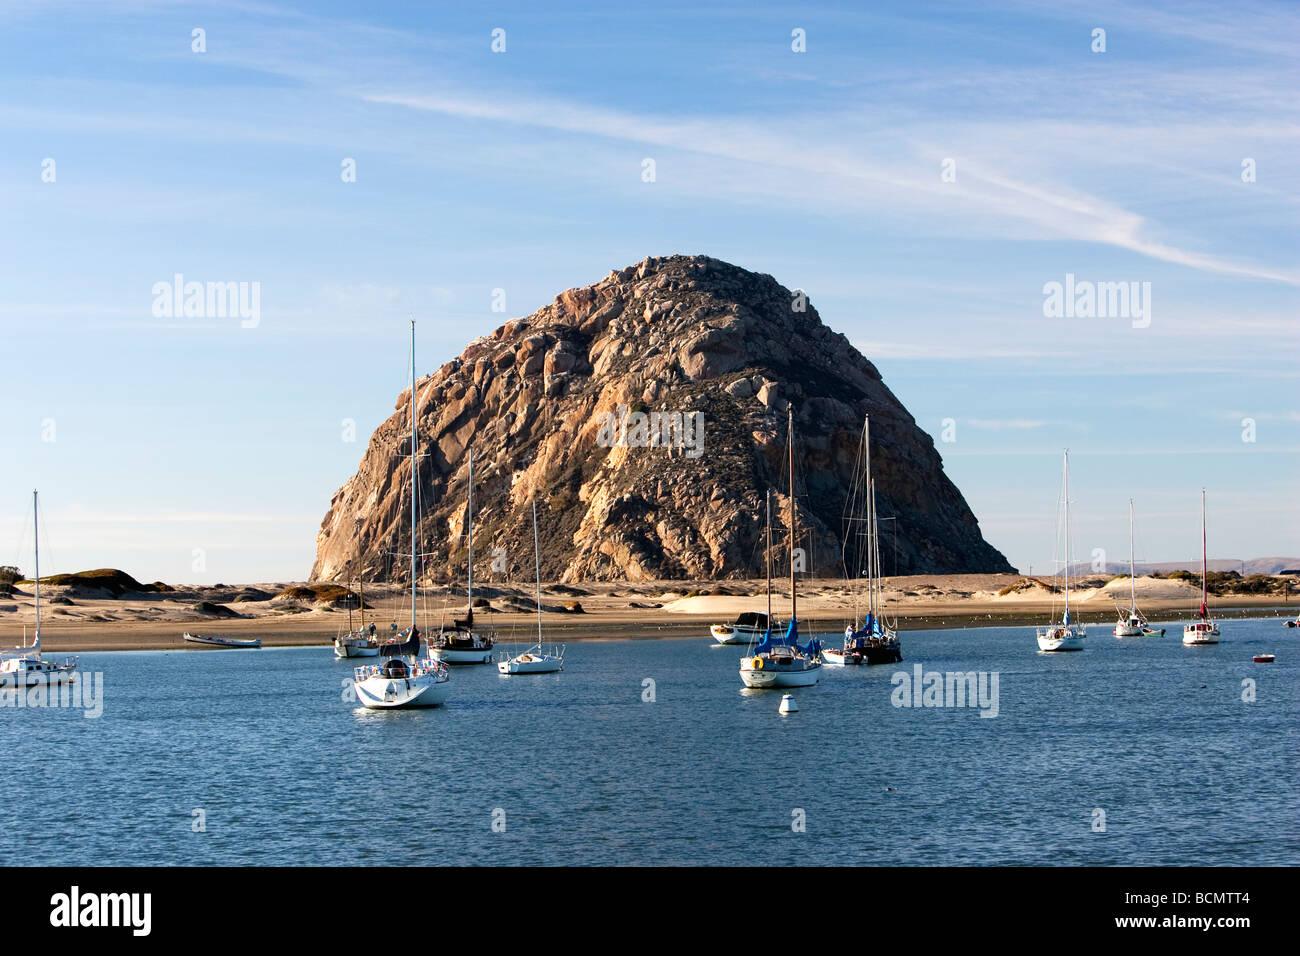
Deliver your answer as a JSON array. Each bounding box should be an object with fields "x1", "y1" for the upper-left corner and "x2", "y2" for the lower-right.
[
  {"x1": 753, "y1": 617, "x2": 819, "y2": 657},
  {"x1": 753, "y1": 617, "x2": 799, "y2": 655},
  {"x1": 848, "y1": 613, "x2": 886, "y2": 641}
]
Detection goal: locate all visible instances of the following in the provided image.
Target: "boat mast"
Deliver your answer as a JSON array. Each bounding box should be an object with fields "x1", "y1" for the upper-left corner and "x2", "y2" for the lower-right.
[
  {"x1": 864, "y1": 415, "x2": 873, "y2": 624},
  {"x1": 410, "y1": 320, "x2": 417, "y2": 636},
  {"x1": 33, "y1": 489, "x2": 40, "y2": 644},
  {"x1": 1063, "y1": 450, "x2": 1070, "y2": 624},
  {"x1": 1200, "y1": 488, "x2": 1208, "y2": 619},
  {"x1": 765, "y1": 489, "x2": 772, "y2": 625},
  {"x1": 788, "y1": 406, "x2": 797, "y2": 630},
  {"x1": 467, "y1": 448, "x2": 474, "y2": 624},
  {"x1": 871, "y1": 477, "x2": 882, "y2": 625},
  {"x1": 1129, "y1": 498, "x2": 1136, "y2": 613},
  {"x1": 532, "y1": 500, "x2": 543, "y2": 648}
]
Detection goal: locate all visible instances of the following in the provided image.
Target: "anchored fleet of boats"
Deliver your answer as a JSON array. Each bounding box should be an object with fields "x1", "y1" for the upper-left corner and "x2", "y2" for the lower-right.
[{"x1": 6, "y1": 336, "x2": 1274, "y2": 707}]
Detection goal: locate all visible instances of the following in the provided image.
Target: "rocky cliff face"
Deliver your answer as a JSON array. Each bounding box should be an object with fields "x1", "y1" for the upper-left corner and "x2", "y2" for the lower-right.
[{"x1": 311, "y1": 255, "x2": 1013, "y2": 583}]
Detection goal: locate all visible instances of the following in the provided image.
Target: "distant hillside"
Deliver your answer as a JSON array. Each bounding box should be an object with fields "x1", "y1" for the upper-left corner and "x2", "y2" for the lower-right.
[
  {"x1": 25, "y1": 568, "x2": 172, "y2": 596},
  {"x1": 1069, "y1": 558, "x2": 1300, "y2": 577}
]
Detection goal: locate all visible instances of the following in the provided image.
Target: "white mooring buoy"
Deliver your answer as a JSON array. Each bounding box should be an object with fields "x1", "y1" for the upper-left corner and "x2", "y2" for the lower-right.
[{"x1": 779, "y1": 694, "x2": 798, "y2": 714}]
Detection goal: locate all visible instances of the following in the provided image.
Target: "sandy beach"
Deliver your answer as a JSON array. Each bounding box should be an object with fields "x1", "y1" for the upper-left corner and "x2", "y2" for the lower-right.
[{"x1": 3, "y1": 573, "x2": 1295, "y2": 652}]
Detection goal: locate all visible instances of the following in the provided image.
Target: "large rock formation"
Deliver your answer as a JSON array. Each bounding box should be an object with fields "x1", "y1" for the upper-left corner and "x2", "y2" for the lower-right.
[{"x1": 311, "y1": 255, "x2": 1013, "y2": 583}]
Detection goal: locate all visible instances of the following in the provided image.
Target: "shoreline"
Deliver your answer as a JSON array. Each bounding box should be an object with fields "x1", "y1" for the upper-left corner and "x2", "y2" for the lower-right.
[{"x1": 17, "y1": 600, "x2": 1297, "y2": 652}]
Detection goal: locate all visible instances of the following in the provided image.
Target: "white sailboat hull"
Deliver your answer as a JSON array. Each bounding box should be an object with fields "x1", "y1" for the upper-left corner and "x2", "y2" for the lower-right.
[
  {"x1": 821, "y1": 648, "x2": 861, "y2": 666},
  {"x1": 739, "y1": 658, "x2": 822, "y2": 687},
  {"x1": 1113, "y1": 622, "x2": 1143, "y2": 637},
  {"x1": 1036, "y1": 626, "x2": 1085, "y2": 652},
  {"x1": 432, "y1": 646, "x2": 494, "y2": 664},
  {"x1": 334, "y1": 640, "x2": 379, "y2": 658},
  {"x1": 1182, "y1": 621, "x2": 1220, "y2": 645},
  {"x1": 0, "y1": 664, "x2": 77, "y2": 687},
  {"x1": 498, "y1": 652, "x2": 563, "y2": 674},
  {"x1": 353, "y1": 672, "x2": 450, "y2": 708}
]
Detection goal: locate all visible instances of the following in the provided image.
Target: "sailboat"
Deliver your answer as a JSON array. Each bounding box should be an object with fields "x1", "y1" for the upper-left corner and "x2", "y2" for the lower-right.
[
  {"x1": 740, "y1": 408, "x2": 823, "y2": 688},
  {"x1": 334, "y1": 568, "x2": 379, "y2": 658},
  {"x1": 1113, "y1": 499, "x2": 1164, "y2": 637},
  {"x1": 497, "y1": 501, "x2": 565, "y2": 674},
  {"x1": 351, "y1": 321, "x2": 451, "y2": 708},
  {"x1": 428, "y1": 448, "x2": 496, "y2": 664},
  {"x1": 0, "y1": 491, "x2": 78, "y2": 687},
  {"x1": 826, "y1": 415, "x2": 901, "y2": 666},
  {"x1": 1036, "y1": 451, "x2": 1086, "y2": 652},
  {"x1": 1182, "y1": 488, "x2": 1220, "y2": 645}
]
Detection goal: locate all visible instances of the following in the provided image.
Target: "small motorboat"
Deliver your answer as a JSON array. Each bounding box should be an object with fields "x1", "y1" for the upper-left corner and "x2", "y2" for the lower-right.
[
  {"x1": 182, "y1": 632, "x2": 262, "y2": 649},
  {"x1": 1253, "y1": 654, "x2": 1275, "y2": 663}
]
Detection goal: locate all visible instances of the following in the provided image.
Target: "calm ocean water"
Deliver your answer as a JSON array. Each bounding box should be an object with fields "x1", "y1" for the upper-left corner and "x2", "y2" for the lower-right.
[{"x1": 3, "y1": 617, "x2": 1296, "y2": 866}]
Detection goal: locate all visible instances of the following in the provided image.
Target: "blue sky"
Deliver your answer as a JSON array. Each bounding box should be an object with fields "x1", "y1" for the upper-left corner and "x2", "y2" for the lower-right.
[{"x1": 2, "y1": 0, "x2": 1297, "y2": 583}]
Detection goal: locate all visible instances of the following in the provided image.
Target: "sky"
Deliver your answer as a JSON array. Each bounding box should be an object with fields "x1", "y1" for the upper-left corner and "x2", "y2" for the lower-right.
[{"x1": 2, "y1": 0, "x2": 1297, "y2": 584}]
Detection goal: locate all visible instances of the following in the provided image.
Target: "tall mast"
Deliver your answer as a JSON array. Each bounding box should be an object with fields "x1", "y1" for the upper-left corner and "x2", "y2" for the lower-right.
[
  {"x1": 871, "y1": 478, "x2": 881, "y2": 622},
  {"x1": 765, "y1": 489, "x2": 772, "y2": 624},
  {"x1": 532, "y1": 500, "x2": 543, "y2": 647},
  {"x1": 864, "y1": 415, "x2": 874, "y2": 622},
  {"x1": 410, "y1": 320, "x2": 417, "y2": 634},
  {"x1": 788, "y1": 406, "x2": 797, "y2": 629},
  {"x1": 33, "y1": 489, "x2": 40, "y2": 643},
  {"x1": 1201, "y1": 488, "x2": 1208, "y2": 618},
  {"x1": 1063, "y1": 450, "x2": 1070, "y2": 623},
  {"x1": 1129, "y1": 498, "x2": 1136, "y2": 612},
  {"x1": 467, "y1": 448, "x2": 474, "y2": 623}
]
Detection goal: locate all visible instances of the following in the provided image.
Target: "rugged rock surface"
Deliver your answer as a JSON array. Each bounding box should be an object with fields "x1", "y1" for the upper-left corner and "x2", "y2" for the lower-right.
[{"x1": 311, "y1": 255, "x2": 1013, "y2": 583}]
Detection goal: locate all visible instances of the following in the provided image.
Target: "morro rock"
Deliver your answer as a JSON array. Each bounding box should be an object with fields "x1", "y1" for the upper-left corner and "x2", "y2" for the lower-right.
[{"x1": 311, "y1": 255, "x2": 1013, "y2": 583}]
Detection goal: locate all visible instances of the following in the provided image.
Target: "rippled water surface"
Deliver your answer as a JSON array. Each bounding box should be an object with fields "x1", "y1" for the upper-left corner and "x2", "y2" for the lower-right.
[{"x1": 3, "y1": 618, "x2": 1296, "y2": 865}]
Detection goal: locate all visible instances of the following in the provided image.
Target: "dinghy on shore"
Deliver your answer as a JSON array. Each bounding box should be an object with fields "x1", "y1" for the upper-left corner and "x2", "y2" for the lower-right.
[{"x1": 182, "y1": 632, "x2": 262, "y2": 648}]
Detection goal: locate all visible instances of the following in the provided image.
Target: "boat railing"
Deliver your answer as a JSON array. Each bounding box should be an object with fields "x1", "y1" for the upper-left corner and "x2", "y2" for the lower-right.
[{"x1": 354, "y1": 659, "x2": 447, "y2": 681}]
